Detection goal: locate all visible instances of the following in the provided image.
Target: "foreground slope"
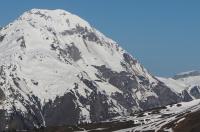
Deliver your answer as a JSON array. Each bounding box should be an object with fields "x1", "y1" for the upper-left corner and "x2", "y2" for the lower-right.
[
  {"x1": 30, "y1": 99, "x2": 200, "y2": 132},
  {"x1": 0, "y1": 9, "x2": 183, "y2": 130}
]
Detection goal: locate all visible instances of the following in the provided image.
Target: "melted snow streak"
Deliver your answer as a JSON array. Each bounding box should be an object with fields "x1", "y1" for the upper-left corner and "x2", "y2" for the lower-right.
[{"x1": 0, "y1": 9, "x2": 198, "y2": 131}]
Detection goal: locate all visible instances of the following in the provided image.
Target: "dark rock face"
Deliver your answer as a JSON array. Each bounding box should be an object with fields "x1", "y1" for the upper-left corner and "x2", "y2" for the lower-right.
[
  {"x1": 61, "y1": 25, "x2": 102, "y2": 44},
  {"x1": 93, "y1": 65, "x2": 183, "y2": 111},
  {"x1": 51, "y1": 42, "x2": 81, "y2": 62},
  {"x1": 0, "y1": 110, "x2": 7, "y2": 131},
  {"x1": 189, "y1": 86, "x2": 200, "y2": 99},
  {"x1": 6, "y1": 93, "x2": 44, "y2": 131},
  {"x1": 17, "y1": 36, "x2": 26, "y2": 48},
  {"x1": 81, "y1": 79, "x2": 97, "y2": 91},
  {"x1": 67, "y1": 43, "x2": 81, "y2": 61},
  {"x1": 0, "y1": 88, "x2": 5, "y2": 101},
  {"x1": 61, "y1": 25, "x2": 86, "y2": 36},
  {"x1": 111, "y1": 92, "x2": 137, "y2": 112},
  {"x1": 80, "y1": 78, "x2": 120, "y2": 122},
  {"x1": 93, "y1": 65, "x2": 140, "y2": 112},
  {"x1": 29, "y1": 10, "x2": 52, "y2": 20},
  {"x1": 123, "y1": 53, "x2": 137, "y2": 66},
  {"x1": 152, "y1": 82, "x2": 182, "y2": 107},
  {"x1": 139, "y1": 96, "x2": 161, "y2": 110},
  {"x1": 0, "y1": 34, "x2": 6, "y2": 42},
  {"x1": 90, "y1": 92, "x2": 112, "y2": 122},
  {"x1": 93, "y1": 65, "x2": 138, "y2": 92},
  {"x1": 7, "y1": 109, "x2": 33, "y2": 131},
  {"x1": 0, "y1": 101, "x2": 44, "y2": 131},
  {"x1": 0, "y1": 91, "x2": 82, "y2": 131},
  {"x1": 43, "y1": 92, "x2": 81, "y2": 126},
  {"x1": 182, "y1": 90, "x2": 193, "y2": 102}
]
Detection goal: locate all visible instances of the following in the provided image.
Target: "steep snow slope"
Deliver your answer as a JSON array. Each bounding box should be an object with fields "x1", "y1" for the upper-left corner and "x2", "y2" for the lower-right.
[
  {"x1": 0, "y1": 9, "x2": 183, "y2": 131},
  {"x1": 157, "y1": 77, "x2": 187, "y2": 93}
]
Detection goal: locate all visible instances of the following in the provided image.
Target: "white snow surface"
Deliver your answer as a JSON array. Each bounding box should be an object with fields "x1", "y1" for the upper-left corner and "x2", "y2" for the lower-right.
[
  {"x1": 157, "y1": 77, "x2": 187, "y2": 93},
  {"x1": 177, "y1": 76, "x2": 200, "y2": 87}
]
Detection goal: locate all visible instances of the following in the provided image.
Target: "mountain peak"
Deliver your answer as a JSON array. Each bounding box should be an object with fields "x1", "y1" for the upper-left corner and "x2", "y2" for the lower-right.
[
  {"x1": 0, "y1": 9, "x2": 186, "y2": 131},
  {"x1": 18, "y1": 9, "x2": 91, "y2": 30}
]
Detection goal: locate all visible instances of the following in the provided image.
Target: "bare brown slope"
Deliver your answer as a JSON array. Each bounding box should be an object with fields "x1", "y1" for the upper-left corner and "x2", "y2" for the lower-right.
[{"x1": 173, "y1": 110, "x2": 200, "y2": 132}]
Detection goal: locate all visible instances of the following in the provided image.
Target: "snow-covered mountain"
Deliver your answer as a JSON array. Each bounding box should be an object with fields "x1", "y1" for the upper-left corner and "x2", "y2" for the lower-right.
[
  {"x1": 158, "y1": 71, "x2": 200, "y2": 102},
  {"x1": 0, "y1": 9, "x2": 192, "y2": 131},
  {"x1": 173, "y1": 71, "x2": 200, "y2": 86}
]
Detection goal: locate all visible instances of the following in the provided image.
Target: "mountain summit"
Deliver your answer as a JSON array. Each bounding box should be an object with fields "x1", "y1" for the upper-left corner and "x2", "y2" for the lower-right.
[{"x1": 0, "y1": 9, "x2": 188, "y2": 130}]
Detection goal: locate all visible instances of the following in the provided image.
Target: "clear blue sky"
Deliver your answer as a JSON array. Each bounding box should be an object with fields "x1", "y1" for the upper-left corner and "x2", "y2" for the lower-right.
[{"x1": 0, "y1": 0, "x2": 200, "y2": 77}]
